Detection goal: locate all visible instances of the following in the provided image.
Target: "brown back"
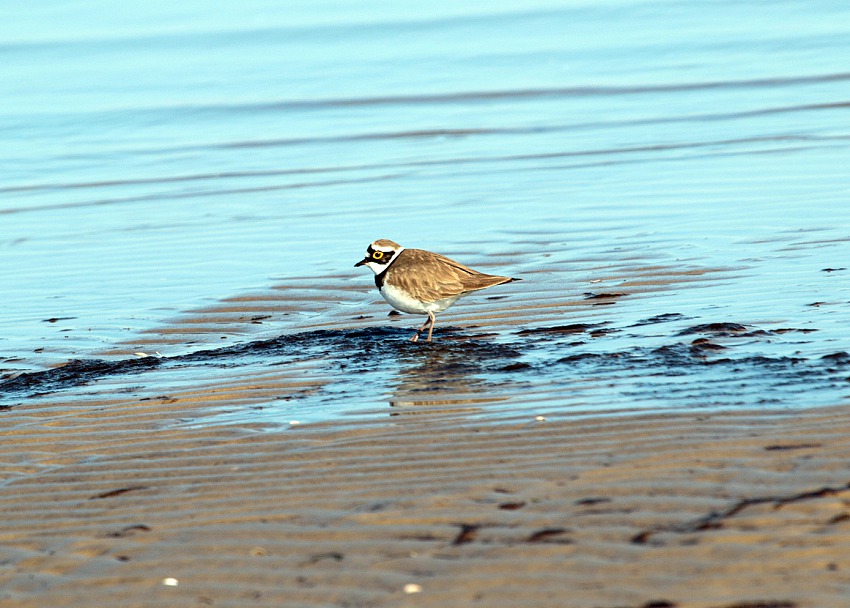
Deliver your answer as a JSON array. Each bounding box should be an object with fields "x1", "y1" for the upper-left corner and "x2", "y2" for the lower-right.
[{"x1": 384, "y1": 248, "x2": 515, "y2": 303}]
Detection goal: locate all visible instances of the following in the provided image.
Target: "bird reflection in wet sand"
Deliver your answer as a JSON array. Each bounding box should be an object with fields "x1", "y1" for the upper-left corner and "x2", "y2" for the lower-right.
[{"x1": 387, "y1": 337, "x2": 517, "y2": 416}]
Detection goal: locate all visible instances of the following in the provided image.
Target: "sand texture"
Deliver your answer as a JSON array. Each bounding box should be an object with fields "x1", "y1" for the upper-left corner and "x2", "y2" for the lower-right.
[{"x1": 3, "y1": 393, "x2": 850, "y2": 608}]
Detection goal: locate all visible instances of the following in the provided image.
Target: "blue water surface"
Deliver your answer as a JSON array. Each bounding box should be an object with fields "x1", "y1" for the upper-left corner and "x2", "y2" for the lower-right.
[{"x1": 2, "y1": 1, "x2": 849, "y2": 421}]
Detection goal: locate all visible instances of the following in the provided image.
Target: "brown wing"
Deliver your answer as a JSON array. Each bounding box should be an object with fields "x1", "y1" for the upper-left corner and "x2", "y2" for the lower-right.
[{"x1": 386, "y1": 248, "x2": 515, "y2": 303}]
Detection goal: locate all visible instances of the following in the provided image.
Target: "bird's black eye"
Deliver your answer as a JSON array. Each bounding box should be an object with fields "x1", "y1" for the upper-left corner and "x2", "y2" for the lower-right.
[{"x1": 372, "y1": 251, "x2": 385, "y2": 260}]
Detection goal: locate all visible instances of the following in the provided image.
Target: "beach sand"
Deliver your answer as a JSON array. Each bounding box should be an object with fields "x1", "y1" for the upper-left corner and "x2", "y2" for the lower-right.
[{"x1": 3, "y1": 389, "x2": 850, "y2": 608}]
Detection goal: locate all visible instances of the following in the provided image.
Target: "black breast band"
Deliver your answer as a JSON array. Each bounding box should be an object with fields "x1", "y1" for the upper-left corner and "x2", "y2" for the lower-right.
[{"x1": 374, "y1": 269, "x2": 387, "y2": 289}]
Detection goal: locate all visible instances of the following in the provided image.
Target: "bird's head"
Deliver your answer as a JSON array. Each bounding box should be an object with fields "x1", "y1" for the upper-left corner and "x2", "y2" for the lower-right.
[{"x1": 354, "y1": 239, "x2": 403, "y2": 274}]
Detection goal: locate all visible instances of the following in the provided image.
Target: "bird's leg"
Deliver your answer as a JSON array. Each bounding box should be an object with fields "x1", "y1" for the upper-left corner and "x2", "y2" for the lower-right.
[
  {"x1": 410, "y1": 312, "x2": 436, "y2": 343},
  {"x1": 410, "y1": 314, "x2": 432, "y2": 342},
  {"x1": 425, "y1": 311, "x2": 436, "y2": 342}
]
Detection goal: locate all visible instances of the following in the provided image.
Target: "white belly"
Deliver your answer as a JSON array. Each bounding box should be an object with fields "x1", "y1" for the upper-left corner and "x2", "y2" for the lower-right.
[{"x1": 380, "y1": 283, "x2": 460, "y2": 315}]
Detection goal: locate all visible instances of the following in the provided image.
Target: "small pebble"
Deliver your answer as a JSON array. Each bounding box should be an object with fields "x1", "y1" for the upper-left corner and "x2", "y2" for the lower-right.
[
  {"x1": 162, "y1": 578, "x2": 179, "y2": 587},
  {"x1": 404, "y1": 583, "x2": 422, "y2": 594}
]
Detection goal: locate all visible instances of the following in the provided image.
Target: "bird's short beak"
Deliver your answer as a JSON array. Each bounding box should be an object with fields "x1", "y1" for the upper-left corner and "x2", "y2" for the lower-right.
[{"x1": 354, "y1": 258, "x2": 368, "y2": 267}]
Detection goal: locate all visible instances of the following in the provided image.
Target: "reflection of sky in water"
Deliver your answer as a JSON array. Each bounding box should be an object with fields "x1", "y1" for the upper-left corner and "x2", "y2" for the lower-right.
[{"x1": 2, "y1": 1, "x2": 849, "y2": 422}]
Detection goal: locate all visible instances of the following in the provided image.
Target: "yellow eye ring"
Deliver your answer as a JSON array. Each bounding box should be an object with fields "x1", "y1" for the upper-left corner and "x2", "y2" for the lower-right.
[{"x1": 372, "y1": 251, "x2": 384, "y2": 260}]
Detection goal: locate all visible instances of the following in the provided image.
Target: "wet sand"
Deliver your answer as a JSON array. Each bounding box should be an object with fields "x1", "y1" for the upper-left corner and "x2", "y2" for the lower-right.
[{"x1": 3, "y1": 391, "x2": 850, "y2": 607}]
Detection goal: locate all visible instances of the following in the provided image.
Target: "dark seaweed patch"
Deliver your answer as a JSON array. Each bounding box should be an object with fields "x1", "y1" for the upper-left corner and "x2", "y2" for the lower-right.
[
  {"x1": 822, "y1": 351, "x2": 850, "y2": 363},
  {"x1": 3, "y1": 316, "x2": 848, "y2": 421},
  {"x1": 90, "y1": 485, "x2": 149, "y2": 500},
  {"x1": 690, "y1": 338, "x2": 726, "y2": 351},
  {"x1": 452, "y1": 523, "x2": 480, "y2": 545},
  {"x1": 575, "y1": 497, "x2": 612, "y2": 506},
  {"x1": 107, "y1": 524, "x2": 152, "y2": 537},
  {"x1": 517, "y1": 323, "x2": 603, "y2": 336},
  {"x1": 676, "y1": 322, "x2": 748, "y2": 336},
  {"x1": 0, "y1": 357, "x2": 161, "y2": 398},
  {"x1": 583, "y1": 292, "x2": 628, "y2": 299},
  {"x1": 632, "y1": 482, "x2": 850, "y2": 545},
  {"x1": 0, "y1": 326, "x2": 527, "y2": 407},
  {"x1": 631, "y1": 313, "x2": 690, "y2": 327},
  {"x1": 526, "y1": 527, "x2": 570, "y2": 543}
]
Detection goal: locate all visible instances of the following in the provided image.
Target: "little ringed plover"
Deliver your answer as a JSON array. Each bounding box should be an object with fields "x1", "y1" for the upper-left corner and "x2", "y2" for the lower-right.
[{"x1": 355, "y1": 239, "x2": 520, "y2": 342}]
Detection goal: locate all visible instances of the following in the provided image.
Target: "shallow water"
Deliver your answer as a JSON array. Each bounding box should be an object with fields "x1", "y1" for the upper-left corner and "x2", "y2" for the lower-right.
[{"x1": 2, "y1": 1, "x2": 849, "y2": 425}]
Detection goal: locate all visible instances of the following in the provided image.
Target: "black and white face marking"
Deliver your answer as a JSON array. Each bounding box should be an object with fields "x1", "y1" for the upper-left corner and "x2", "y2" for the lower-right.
[{"x1": 354, "y1": 242, "x2": 403, "y2": 275}]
